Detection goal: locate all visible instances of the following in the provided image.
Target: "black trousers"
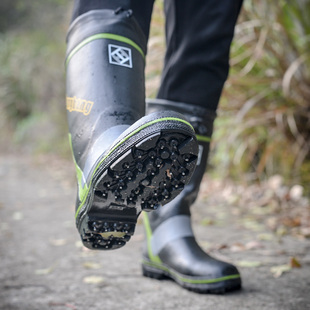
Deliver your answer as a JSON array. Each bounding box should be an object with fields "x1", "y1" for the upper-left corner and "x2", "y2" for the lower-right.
[{"x1": 71, "y1": 0, "x2": 243, "y2": 112}]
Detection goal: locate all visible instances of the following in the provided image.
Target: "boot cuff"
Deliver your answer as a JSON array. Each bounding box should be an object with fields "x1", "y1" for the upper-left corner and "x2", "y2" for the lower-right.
[
  {"x1": 146, "y1": 98, "x2": 216, "y2": 137},
  {"x1": 66, "y1": 9, "x2": 147, "y2": 60}
]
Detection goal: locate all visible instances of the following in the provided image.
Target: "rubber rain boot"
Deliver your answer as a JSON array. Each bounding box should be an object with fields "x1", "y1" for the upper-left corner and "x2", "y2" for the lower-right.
[
  {"x1": 142, "y1": 99, "x2": 241, "y2": 293},
  {"x1": 66, "y1": 10, "x2": 198, "y2": 250}
]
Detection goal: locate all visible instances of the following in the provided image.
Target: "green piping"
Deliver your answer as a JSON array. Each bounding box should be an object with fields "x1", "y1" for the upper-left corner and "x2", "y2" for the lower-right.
[
  {"x1": 66, "y1": 33, "x2": 145, "y2": 67},
  {"x1": 143, "y1": 213, "x2": 162, "y2": 264},
  {"x1": 74, "y1": 116, "x2": 195, "y2": 219},
  {"x1": 143, "y1": 259, "x2": 241, "y2": 284},
  {"x1": 69, "y1": 134, "x2": 88, "y2": 201},
  {"x1": 196, "y1": 134, "x2": 211, "y2": 143}
]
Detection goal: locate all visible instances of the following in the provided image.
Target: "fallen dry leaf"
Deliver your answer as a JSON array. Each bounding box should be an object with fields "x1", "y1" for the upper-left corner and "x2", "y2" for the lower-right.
[
  {"x1": 276, "y1": 225, "x2": 288, "y2": 236},
  {"x1": 230, "y1": 242, "x2": 246, "y2": 252},
  {"x1": 236, "y1": 260, "x2": 262, "y2": 268},
  {"x1": 266, "y1": 217, "x2": 278, "y2": 231},
  {"x1": 200, "y1": 217, "x2": 215, "y2": 226},
  {"x1": 75, "y1": 241, "x2": 83, "y2": 248},
  {"x1": 258, "y1": 233, "x2": 274, "y2": 241},
  {"x1": 35, "y1": 266, "x2": 54, "y2": 275},
  {"x1": 50, "y1": 239, "x2": 67, "y2": 246},
  {"x1": 271, "y1": 256, "x2": 302, "y2": 278},
  {"x1": 214, "y1": 243, "x2": 228, "y2": 250},
  {"x1": 166, "y1": 169, "x2": 172, "y2": 179},
  {"x1": 12, "y1": 211, "x2": 23, "y2": 221},
  {"x1": 270, "y1": 264, "x2": 291, "y2": 278},
  {"x1": 290, "y1": 257, "x2": 301, "y2": 268},
  {"x1": 245, "y1": 240, "x2": 264, "y2": 250},
  {"x1": 241, "y1": 218, "x2": 265, "y2": 231},
  {"x1": 48, "y1": 302, "x2": 77, "y2": 309},
  {"x1": 281, "y1": 216, "x2": 301, "y2": 228},
  {"x1": 83, "y1": 276, "x2": 105, "y2": 284},
  {"x1": 83, "y1": 262, "x2": 102, "y2": 269},
  {"x1": 300, "y1": 227, "x2": 310, "y2": 238}
]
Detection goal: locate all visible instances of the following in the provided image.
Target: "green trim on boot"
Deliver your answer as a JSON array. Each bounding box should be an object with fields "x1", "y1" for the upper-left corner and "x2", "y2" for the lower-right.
[
  {"x1": 143, "y1": 213, "x2": 162, "y2": 264},
  {"x1": 66, "y1": 32, "x2": 145, "y2": 67}
]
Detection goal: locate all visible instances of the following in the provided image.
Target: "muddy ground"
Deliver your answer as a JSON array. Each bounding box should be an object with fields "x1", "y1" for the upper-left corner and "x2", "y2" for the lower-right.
[{"x1": 0, "y1": 154, "x2": 309, "y2": 310}]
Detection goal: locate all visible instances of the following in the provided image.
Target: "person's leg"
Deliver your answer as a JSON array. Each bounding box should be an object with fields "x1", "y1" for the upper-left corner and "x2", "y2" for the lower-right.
[
  {"x1": 66, "y1": 0, "x2": 199, "y2": 250},
  {"x1": 158, "y1": 0, "x2": 243, "y2": 110},
  {"x1": 143, "y1": 0, "x2": 243, "y2": 293}
]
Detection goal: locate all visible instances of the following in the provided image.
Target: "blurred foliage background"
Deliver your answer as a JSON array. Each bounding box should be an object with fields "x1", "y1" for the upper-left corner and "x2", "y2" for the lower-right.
[
  {"x1": 0, "y1": 0, "x2": 70, "y2": 156},
  {"x1": 0, "y1": 0, "x2": 309, "y2": 193},
  {"x1": 215, "y1": 0, "x2": 310, "y2": 192}
]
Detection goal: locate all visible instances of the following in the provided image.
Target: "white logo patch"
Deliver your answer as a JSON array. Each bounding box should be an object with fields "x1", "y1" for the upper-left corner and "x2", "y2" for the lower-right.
[{"x1": 108, "y1": 44, "x2": 132, "y2": 68}]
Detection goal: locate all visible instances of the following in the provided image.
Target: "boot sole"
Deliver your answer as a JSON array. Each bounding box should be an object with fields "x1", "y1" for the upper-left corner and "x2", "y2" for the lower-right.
[
  {"x1": 142, "y1": 258, "x2": 242, "y2": 294},
  {"x1": 76, "y1": 115, "x2": 198, "y2": 250}
]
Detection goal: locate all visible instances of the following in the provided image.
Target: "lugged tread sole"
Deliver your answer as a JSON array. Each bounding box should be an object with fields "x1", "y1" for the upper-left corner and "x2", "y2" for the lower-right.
[
  {"x1": 142, "y1": 259, "x2": 242, "y2": 294},
  {"x1": 77, "y1": 123, "x2": 198, "y2": 250}
]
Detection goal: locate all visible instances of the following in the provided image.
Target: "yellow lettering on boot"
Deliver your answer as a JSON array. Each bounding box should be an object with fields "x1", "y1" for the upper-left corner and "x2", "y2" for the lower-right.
[{"x1": 66, "y1": 96, "x2": 94, "y2": 116}]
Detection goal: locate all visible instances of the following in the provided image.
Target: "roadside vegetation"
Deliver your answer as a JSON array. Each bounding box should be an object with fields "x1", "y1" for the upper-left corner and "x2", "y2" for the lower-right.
[
  {"x1": 0, "y1": 0, "x2": 309, "y2": 193},
  {"x1": 0, "y1": 0, "x2": 69, "y2": 155},
  {"x1": 216, "y1": 0, "x2": 310, "y2": 192}
]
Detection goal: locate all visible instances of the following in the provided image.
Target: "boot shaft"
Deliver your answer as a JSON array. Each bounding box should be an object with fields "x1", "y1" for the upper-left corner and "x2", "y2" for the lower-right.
[
  {"x1": 66, "y1": 10, "x2": 147, "y2": 173},
  {"x1": 145, "y1": 99, "x2": 215, "y2": 224}
]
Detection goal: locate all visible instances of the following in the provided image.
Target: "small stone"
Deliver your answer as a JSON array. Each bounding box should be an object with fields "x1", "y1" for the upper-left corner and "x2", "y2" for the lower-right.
[
  {"x1": 123, "y1": 162, "x2": 130, "y2": 169},
  {"x1": 135, "y1": 150, "x2": 143, "y2": 159},
  {"x1": 183, "y1": 154, "x2": 190, "y2": 162},
  {"x1": 141, "y1": 178, "x2": 150, "y2": 186},
  {"x1": 148, "y1": 150, "x2": 156, "y2": 159},
  {"x1": 158, "y1": 140, "x2": 166, "y2": 149},
  {"x1": 126, "y1": 171, "x2": 133, "y2": 180},
  {"x1": 155, "y1": 158, "x2": 163, "y2": 168}
]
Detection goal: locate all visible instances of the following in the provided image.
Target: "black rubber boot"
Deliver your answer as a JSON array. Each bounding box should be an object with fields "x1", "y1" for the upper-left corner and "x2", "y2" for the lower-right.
[
  {"x1": 142, "y1": 99, "x2": 241, "y2": 293},
  {"x1": 66, "y1": 10, "x2": 198, "y2": 250}
]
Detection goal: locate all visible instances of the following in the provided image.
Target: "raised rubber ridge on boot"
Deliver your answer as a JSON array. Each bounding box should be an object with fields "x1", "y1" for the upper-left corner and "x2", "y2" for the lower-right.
[
  {"x1": 76, "y1": 115, "x2": 198, "y2": 250},
  {"x1": 142, "y1": 258, "x2": 241, "y2": 294},
  {"x1": 66, "y1": 33, "x2": 145, "y2": 67}
]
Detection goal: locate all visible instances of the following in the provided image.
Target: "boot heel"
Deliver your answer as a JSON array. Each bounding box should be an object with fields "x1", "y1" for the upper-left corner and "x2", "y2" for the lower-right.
[
  {"x1": 142, "y1": 262, "x2": 167, "y2": 280},
  {"x1": 79, "y1": 215, "x2": 136, "y2": 250}
]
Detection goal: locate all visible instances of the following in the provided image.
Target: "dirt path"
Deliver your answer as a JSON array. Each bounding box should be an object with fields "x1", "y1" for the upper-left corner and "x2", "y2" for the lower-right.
[{"x1": 0, "y1": 154, "x2": 309, "y2": 310}]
